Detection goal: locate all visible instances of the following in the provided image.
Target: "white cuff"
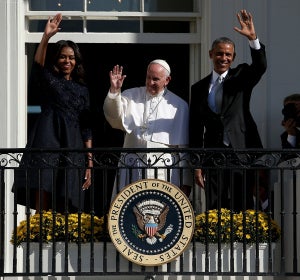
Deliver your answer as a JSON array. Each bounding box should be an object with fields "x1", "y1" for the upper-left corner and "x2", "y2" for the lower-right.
[
  {"x1": 107, "y1": 91, "x2": 120, "y2": 99},
  {"x1": 287, "y1": 134, "x2": 297, "y2": 147},
  {"x1": 249, "y1": 38, "x2": 260, "y2": 50},
  {"x1": 261, "y1": 199, "x2": 269, "y2": 211}
]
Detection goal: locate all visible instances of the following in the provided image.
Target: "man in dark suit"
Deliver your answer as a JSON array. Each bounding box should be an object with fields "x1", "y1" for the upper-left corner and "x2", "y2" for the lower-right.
[
  {"x1": 189, "y1": 10, "x2": 267, "y2": 211},
  {"x1": 281, "y1": 94, "x2": 300, "y2": 149}
]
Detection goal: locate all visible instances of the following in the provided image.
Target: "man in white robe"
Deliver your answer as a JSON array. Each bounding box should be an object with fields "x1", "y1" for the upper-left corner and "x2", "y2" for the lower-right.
[{"x1": 103, "y1": 59, "x2": 192, "y2": 200}]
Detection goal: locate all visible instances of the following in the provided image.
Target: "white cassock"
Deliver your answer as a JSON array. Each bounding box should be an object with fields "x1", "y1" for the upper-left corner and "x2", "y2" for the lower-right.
[{"x1": 103, "y1": 86, "x2": 191, "y2": 200}]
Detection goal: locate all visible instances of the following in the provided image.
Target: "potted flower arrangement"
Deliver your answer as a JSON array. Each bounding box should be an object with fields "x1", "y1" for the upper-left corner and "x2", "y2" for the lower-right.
[
  {"x1": 192, "y1": 208, "x2": 281, "y2": 272},
  {"x1": 12, "y1": 208, "x2": 280, "y2": 246},
  {"x1": 194, "y1": 208, "x2": 281, "y2": 243},
  {"x1": 11, "y1": 211, "x2": 112, "y2": 273},
  {"x1": 11, "y1": 211, "x2": 109, "y2": 246},
  {"x1": 11, "y1": 208, "x2": 281, "y2": 273}
]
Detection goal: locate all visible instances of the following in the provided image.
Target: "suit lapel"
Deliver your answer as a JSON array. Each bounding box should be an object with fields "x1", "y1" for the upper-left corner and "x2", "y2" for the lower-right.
[{"x1": 220, "y1": 69, "x2": 235, "y2": 114}]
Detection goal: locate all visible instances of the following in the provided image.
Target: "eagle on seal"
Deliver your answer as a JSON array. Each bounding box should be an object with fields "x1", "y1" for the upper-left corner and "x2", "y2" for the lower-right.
[{"x1": 133, "y1": 200, "x2": 169, "y2": 244}]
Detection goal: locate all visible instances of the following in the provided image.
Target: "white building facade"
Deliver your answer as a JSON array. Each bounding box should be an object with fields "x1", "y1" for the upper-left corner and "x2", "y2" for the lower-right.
[
  {"x1": 1, "y1": 0, "x2": 300, "y2": 275},
  {"x1": 1, "y1": 0, "x2": 300, "y2": 150}
]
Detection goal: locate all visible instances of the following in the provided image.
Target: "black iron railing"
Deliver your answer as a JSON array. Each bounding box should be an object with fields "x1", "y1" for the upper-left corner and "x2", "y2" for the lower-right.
[{"x1": 0, "y1": 148, "x2": 299, "y2": 279}]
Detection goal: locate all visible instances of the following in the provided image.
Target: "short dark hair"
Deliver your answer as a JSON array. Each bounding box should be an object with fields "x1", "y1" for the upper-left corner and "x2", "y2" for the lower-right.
[
  {"x1": 211, "y1": 37, "x2": 236, "y2": 52},
  {"x1": 283, "y1": 94, "x2": 300, "y2": 105}
]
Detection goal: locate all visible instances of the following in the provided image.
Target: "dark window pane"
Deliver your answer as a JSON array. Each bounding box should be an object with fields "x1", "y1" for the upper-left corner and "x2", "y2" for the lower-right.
[
  {"x1": 29, "y1": 20, "x2": 83, "y2": 33},
  {"x1": 29, "y1": 0, "x2": 83, "y2": 11},
  {"x1": 26, "y1": 43, "x2": 190, "y2": 141},
  {"x1": 87, "y1": 0, "x2": 140, "y2": 11},
  {"x1": 29, "y1": 0, "x2": 193, "y2": 12},
  {"x1": 144, "y1": 0, "x2": 193, "y2": 12},
  {"x1": 87, "y1": 20, "x2": 139, "y2": 32},
  {"x1": 144, "y1": 21, "x2": 190, "y2": 33}
]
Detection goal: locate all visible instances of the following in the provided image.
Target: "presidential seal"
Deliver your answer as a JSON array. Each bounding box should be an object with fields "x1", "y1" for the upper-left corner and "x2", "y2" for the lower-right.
[{"x1": 108, "y1": 179, "x2": 194, "y2": 266}]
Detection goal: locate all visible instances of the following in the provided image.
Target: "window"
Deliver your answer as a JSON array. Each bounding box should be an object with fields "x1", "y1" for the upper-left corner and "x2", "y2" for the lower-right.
[
  {"x1": 29, "y1": 0, "x2": 193, "y2": 12},
  {"x1": 27, "y1": 0, "x2": 199, "y2": 34},
  {"x1": 25, "y1": 0, "x2": 201, "y2": 144}
]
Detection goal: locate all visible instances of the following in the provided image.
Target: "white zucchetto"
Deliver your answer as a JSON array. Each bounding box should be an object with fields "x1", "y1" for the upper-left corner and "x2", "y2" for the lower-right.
[{"x1": 150, "y1": 59, "x2": 171, "y2": 75}]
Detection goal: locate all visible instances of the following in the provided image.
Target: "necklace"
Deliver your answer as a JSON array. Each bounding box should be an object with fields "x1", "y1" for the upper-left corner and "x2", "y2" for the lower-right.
[{"x1": 141, "y1": 88, "x2": 167, "y2": 132}]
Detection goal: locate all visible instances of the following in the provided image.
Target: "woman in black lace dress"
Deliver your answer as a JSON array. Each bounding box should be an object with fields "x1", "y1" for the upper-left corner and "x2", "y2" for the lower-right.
[{"x1": 13, "y1": 13, "x2": 93, "y2": 212}]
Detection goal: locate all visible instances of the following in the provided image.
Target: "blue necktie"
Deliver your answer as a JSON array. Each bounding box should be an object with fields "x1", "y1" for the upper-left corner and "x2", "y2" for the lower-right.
[{"x1": 208, "y1": 77, "x2": 223, "y2": 113}]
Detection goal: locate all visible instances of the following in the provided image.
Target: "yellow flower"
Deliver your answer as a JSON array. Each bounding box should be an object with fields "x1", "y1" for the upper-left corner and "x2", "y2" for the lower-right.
[
  {"x1": 12, "y1": 208, "x2": 281, "y2": 247},
  {"x1": 194, "y1": 208, "x2": 281, "y2": 244},
  {"x1": 11, "y1": 211, "x2": 110, "y2": 247}
]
